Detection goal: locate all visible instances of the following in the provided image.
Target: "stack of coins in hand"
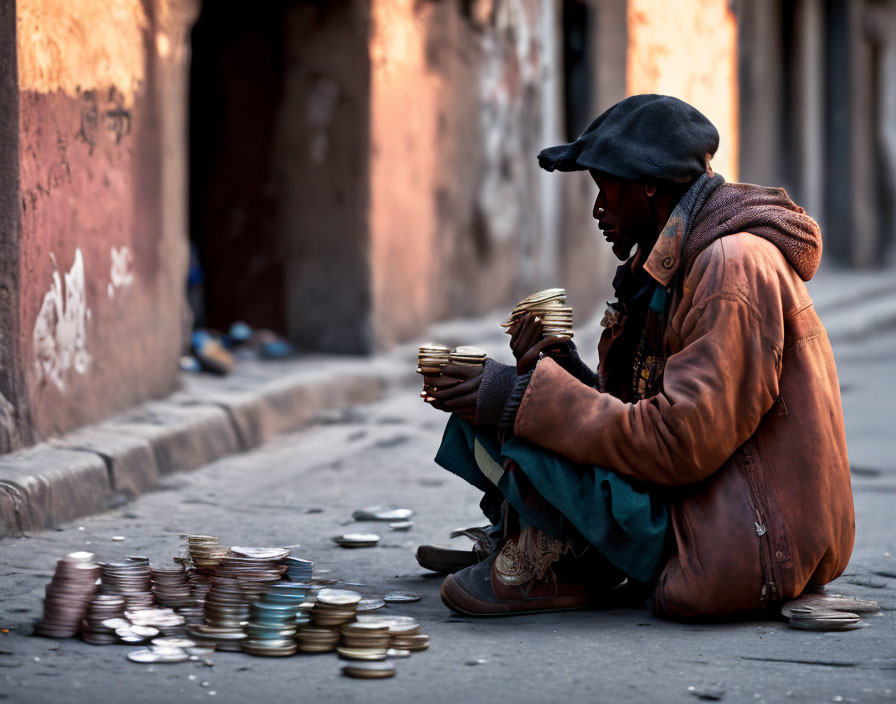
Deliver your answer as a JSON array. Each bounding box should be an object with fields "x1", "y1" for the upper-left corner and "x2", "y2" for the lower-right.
[
  {"x1": 448, "y1": 346, "x2": 487, "y2": 366},
  {"x1": 80, "y1": 594, "x2": 126, "y2": 644},
  {"x1": 417, "y1": 344, "x2": 451, "y2": 375},
  {"x1": 35, "y1": 552, "x2": 100, "y2": 638},
  {"x1": 151, "y1": 565, "x2": 190, "y2": 608},
  {"x1": 501, "y1": 288, "x2": 574, "y2": 339}
]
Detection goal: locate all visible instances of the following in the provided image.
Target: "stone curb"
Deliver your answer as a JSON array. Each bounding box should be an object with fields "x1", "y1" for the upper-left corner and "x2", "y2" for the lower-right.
[{"x1": 0, "y1": 355, "x2": 410, "y2": 539}]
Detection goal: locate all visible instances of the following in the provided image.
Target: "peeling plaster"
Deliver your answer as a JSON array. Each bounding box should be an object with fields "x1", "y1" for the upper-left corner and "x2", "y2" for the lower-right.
[
  {"x1": 16, "y1": 0, "x2": 148, "y2": 105},
  {"x1": 33, "y1": 249, "x2": 91, "y2": 392},
  {"x1": 108, "y1": 246, "x2": 135, "y2": 299}
]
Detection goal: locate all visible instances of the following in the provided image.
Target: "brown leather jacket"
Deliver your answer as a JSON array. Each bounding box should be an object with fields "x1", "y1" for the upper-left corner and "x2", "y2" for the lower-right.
[{"x1": 514, "y1": 185, "x2": 854, "y2": 619}]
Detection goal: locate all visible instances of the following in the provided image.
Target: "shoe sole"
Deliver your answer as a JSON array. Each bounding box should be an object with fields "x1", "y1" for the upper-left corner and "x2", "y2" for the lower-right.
[
  {"x1": 440, "y1": 574, "x2": 590, "y2": 617},
  {"x1": 415, "y1": 549, "x2": 479, "y2": 575}
]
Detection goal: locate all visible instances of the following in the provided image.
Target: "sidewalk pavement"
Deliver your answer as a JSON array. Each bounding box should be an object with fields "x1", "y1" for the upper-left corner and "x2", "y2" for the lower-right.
[{"x1": 1, "y1": 265, "x2": 894, "y2": 538}]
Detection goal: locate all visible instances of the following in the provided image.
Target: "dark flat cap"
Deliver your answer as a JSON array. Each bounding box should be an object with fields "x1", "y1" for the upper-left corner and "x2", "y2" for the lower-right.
[{"x1": 538, "y1": 94, "x2": 719, "y2": 182}]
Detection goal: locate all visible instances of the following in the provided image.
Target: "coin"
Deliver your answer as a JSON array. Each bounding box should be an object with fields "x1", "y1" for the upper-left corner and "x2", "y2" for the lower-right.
[
  {"x1": 230, "y1": 547, "x2": 290, "y2": 561},
  {"x1": 389, "y1": 522, "x2": 414, "y2": 531},
  {"x1": 342, "y1": 661, "x2": 396, "y2": 679},
  {"x1": 127, "y1": 647, "x2": 190, "y2": 664},
  {"x1": 317, "y1": 589, "x2": 362, "y2": 607},
  {"x1": 383, "y1": 591, "x2": 421, "y2": 603},
  {"x1": 338, "y1": 647, "x2": 388, "y2": 661},
  {"x1": 352, "y1": 506, "x2": 414, "y2": 522},
  {"x1": 357, "y1": 599, "x2": 386, "y2": 612},
  {"x1": 332, "y1": 534, "x2": 380, "y2": 548}
]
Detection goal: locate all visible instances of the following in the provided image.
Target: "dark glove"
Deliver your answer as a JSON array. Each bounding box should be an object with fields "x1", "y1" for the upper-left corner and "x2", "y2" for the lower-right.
[{"x1": 547, "y1": 339, "x2": 598, "y2": 387}]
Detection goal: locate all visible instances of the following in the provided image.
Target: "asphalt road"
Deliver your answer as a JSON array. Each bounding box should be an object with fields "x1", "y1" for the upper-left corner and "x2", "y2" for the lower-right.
[{"x1": 0, "y1": 330, "x2": 894, "y2": 704}]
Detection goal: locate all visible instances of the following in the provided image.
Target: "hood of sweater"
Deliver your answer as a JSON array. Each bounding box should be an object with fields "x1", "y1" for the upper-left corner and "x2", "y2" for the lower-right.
[{"x1": 683, "y1": 182, "x2": 822, "y2": 281}]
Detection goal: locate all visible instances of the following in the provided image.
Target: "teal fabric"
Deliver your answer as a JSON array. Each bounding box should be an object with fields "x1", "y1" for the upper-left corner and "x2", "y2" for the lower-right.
[{"x1": 435, "y1": 415, "x2": 669, "y2": 583}]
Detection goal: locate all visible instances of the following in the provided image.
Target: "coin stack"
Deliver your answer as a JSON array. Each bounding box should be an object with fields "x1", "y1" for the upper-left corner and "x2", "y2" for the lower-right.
[
  {"x1": 151, "y1": 565, "x2": 190, "y2": 608},
  {"x1": 204, "y1": 577, "x2": 251, "y2": 629},
  {"x1": 417, "y1": 344, "x2": 451, "y2": 375},
  {"x1": 448, "y1": 346, "x2": 487, "y2": 367},
  {"x1": 99, "y1": 560, "x2": 154, "y2": 610},
  {"x1": 356, "y1": 615, "x2": 428, "y2": 652},
  {"x1": 337, "y1": 621, "x2": 391, "y2": 661},
  {"x1": 80, "y1": 594, "x2": 125, "y2": 645},
  {"x1": 310, "y1": 589, "x2": 361, "y2": 626},
  {"x1": 501, "y1": 288, "x2": 574, "y2": 339},
  {"x1": 242, "y1": 585, "x2": 305, "y2": 657},
  {"x1": 35, "y1": 553, "x2": 101, "y2": 638},
  {"x1": 186, "y1": 571, "x2": 212, "y2": 604},
  {"x1": 285, "y1": 557, "x2": 313, "y2": 583},
  {"x1": 295, "y1": 625, "x2": 341, "y2": 653},
  {"x1": 184, "y1": 534, "x2": 230, "y2": 569}
]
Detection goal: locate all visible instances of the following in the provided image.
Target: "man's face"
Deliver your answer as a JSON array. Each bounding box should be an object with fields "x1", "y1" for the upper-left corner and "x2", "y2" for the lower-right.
[{"x1": 589, "y1": 170, "x2": 654, "y2": 261}]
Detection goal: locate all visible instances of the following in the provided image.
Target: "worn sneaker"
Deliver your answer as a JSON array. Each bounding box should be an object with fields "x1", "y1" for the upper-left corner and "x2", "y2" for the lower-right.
[
  {"x1": 415, "y1": 526, "x2": 499, "y2": 575},
  {"x1": 440, "y1": 526, "x2": 620, "y2": 616}
]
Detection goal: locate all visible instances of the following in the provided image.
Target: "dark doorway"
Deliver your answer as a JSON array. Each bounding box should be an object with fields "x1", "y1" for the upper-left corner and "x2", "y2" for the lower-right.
[{"x1": 189, "y1": 1, "x2": 286, "y2": 333}]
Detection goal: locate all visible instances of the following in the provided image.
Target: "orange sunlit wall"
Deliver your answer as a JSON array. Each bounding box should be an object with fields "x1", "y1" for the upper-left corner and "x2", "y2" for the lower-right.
[{"x1": 626, "y1": 0, "x2": 739, "y2": 180}]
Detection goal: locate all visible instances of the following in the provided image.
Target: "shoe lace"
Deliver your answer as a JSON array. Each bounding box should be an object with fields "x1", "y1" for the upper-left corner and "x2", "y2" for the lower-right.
[{"x1": 449, "y1": 526, "x2": 495, "y2": 558}]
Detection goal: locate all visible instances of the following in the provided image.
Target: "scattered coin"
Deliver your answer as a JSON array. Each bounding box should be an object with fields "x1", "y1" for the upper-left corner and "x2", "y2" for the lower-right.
[
  {"x1": 352, "y1": 507, "x2": 414, "y2": 522},
  {"x1": 342, "y1": 661, "x2": 396, "y2": 679},
  {"x1": 383, "y1": 591, "x2": 421, "y2": 603},
  {"x1": 357, "y1": 599, "x2": 386, "y2": 612},
  {"x1": 332, "y1": 534, "x2": 380, "y2": 548},
  {"x1": 389, "y1": 522, "x2": 414, "y2": 531},
  {"x1": 127, "y1": 647, "x2": 190, "y2": 664}
]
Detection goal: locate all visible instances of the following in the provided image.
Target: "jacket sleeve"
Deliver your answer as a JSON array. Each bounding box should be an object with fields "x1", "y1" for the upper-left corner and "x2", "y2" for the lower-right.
[{"x1": 513, "y1": 246, "x2": 784, "y2": 486}]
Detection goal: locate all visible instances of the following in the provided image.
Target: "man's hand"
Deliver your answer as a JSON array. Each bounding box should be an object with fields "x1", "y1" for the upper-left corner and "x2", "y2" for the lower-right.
[
  {"x1": 507, "y1": 312, "x2": 572, "y2": 374},
  {"x1": 422, "y1": 364, "x2": 484, "y2": 424},
  {"x1": 508, "y1": 312, "x2": 543, "y2": 361}
]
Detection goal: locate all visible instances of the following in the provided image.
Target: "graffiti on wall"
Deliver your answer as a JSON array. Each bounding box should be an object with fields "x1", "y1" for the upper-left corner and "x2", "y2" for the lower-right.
[
  {"x1": 108, "y1": 246, "x2": 134, "y2": 299},
  {"x1": 33, "y1": 249, "x2": 91, "y2": 391}
]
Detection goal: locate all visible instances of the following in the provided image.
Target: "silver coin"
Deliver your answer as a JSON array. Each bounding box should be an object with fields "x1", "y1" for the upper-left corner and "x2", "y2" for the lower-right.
[
  {"x1": 383, "y1": 591, "x2": 421, "y2": 603},
  {"x1": 357, "y1": 599, "x2": 386, "y2": 612},
  {"x1": 332, "y1": 534, "x2": 380, "y2": 547},
  {"x1": 151, "y1": 637, "x2": 196, "y2": 648},
  {"x1": 127, "y1": 648, "x2": 190, "y2": 663},
  {"x1": 389, "y1": 521, "x2": 414, "y2": 531},
  {"x1": 317, "y1": 589, "x2": 362, "y2": 606},
  {"x1": 352, "y1": 506, "x2": 414, "y2": 522}
]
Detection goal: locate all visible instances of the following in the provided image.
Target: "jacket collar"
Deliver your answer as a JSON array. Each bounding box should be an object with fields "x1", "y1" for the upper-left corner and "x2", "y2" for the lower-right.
[{"x1": 644, "y1": 172, "x2": 725, "y2": 286}]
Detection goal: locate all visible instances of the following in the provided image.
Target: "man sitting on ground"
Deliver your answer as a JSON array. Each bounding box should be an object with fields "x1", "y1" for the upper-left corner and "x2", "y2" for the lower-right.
[{"x1": 417, "y1": 94, "x2": 854, "y2": 619}]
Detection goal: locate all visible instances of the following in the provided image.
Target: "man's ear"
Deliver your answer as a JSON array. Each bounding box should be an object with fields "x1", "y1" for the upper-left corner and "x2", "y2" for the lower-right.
[{"x1": 644, "y1": 184, "x2": 657, "y2": 198}]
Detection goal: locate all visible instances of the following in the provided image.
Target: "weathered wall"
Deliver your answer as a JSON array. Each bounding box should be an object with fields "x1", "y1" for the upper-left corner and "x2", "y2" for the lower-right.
[
  {"x1": 367, "y1": 0, "x2": 573, "y2": 350},
  {"x1": 626, "y1": 0, "x2": 739, "y2": 180},
  {"x1": 15, "y1": 0, "x2": 196, "y2": 441}
]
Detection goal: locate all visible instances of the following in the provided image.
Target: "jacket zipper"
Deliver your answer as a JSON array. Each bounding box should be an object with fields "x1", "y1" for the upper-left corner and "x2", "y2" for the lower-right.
[{"x1": 740, "y1": 443, "x2": 779, "y2": 609}]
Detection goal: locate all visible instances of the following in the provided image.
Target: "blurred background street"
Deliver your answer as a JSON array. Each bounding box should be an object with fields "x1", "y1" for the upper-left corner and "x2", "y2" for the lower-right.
[{"x1": 1, "y1": 0, "x2": 895, "y2": 701}]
